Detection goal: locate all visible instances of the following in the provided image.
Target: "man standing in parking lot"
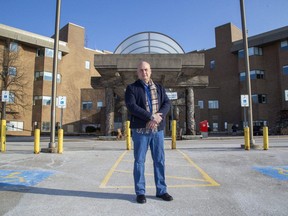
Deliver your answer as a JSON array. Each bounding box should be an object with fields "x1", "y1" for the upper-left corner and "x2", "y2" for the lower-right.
[{"x1": 125, "y1": 61, "x2": 173, "y2": 204}]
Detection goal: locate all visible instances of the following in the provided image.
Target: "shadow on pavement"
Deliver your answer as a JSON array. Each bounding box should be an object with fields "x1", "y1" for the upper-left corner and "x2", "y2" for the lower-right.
[{"x1": 0, "y1": 184, "x2": 135, "y2": 203}]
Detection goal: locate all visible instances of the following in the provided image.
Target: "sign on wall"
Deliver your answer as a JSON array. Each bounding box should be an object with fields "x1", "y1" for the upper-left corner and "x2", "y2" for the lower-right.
[{"x1": 285, "y1": 90, "x2": 288, "y2": 101}]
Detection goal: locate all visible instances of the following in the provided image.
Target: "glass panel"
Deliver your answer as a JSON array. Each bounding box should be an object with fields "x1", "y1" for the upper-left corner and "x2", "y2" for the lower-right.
[
  {"x1": 283, "y1": 66, "x2": 288, "y2": 75},
  {"x1": 114, "y1": 32, "x2": 184, "y2": 54},
  {"x1": 9, "y1": 42, "x2": 18, "y2": 52},
  {"x1": 45, "y1": 48, "x2": 54, "y2": 58},
  {"x1": 43, "y1": 72, "x2": 52, "y2": 81},
  {"x1": 8, "y1": 67, "x2": 17, "y2": 76}
]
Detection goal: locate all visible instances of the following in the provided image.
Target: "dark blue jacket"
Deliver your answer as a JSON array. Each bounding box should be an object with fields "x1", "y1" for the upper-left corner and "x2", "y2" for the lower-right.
[{"x1": 125, "y1": 79, "x2": 171, "y2": 130}]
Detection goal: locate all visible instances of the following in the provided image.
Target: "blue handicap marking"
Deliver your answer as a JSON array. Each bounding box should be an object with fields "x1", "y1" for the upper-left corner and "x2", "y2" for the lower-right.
[
  {"x1": 0, "y1": 170, "x2": 54, "y2": 187},
  {"x1": 253, "y1": 166, "x2": 288, "y2": 181}
]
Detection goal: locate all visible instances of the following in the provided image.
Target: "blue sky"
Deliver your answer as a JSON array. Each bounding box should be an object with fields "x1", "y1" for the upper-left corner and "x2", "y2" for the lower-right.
[{"x1": 1, "y1": 0, "x2": 288, "y2": 52}]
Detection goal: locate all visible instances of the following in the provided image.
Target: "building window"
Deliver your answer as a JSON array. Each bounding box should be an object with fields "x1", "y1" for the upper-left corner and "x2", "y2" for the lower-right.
[
  {"x1": 210, "y1": 60, "x2": 215, "y2": 70},
  {"x1": 8, "y1": 92, "x2": 15, "y2": 103},
  {"x1": 240, "y1": 70, "x2": 264, "y2": 81},
  {"x1": 7, "y1": 121, "x2": 24, "y2": 131},
  {"x1": 41, "y1": 122, "x2": 50, "y2": 132},
  {"x1": 281, "y1": 40, "x2": 288, "y2": 50},
  {"x1": 283, "y1": 65, "x2": 288, "y2": 75},
  {"x1": 82, "y1": 101, "x2": 93, "y2": 110},
  {"x1": 9, "y1": 42, "x2": 18, "y2": 52},
  {"x1": 37, "y1": 48, "x2": 62, "y2": 59},
  {"x1": 8, "y1": 67, "x2": 17, "y2": 76},
  {"x1": 252, "y1": 94, "x2": 267, "y2": 104},
  {"x1": 238, "y1": 47, "x2": 263, "y2": 58},
  {"x1": 208, "y1": 100, "x2": 219, "y2": 109},
  {"x1": 97, "y1": 101, "x2": 103, "y2": 108},
  {"x1": 42, "y1": 96, "x2": 51, "y2": 105},
  {"x1": 35, "y1": 71, "x2": 61, "y2": 83},
  {"x1": 198, "y1": 100, "x2": 204, "y2": 109},
  {"x1": 212, "y1": 123, "x2": 218, "y2": 132},
  {"x1": 85, "y1": 61, "x2": 90, "y2": 69}
]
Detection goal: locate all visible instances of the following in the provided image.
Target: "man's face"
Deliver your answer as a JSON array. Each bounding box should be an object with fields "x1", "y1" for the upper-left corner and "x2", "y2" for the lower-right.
[{"x1": 137, "y1": 62, "x2": 151, "y2": 83}]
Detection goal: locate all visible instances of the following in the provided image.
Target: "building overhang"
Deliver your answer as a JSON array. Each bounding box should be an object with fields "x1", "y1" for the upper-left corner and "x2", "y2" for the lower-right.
[
  {"x1": 0, "y1": 24, "x2": 69, "y2": 53},
  {"x1": 92, "y1": 53, "x2": 208, "y2": 98},
  {"x1": 231, "y1": 25, "x2": 288, "y2": 52}
]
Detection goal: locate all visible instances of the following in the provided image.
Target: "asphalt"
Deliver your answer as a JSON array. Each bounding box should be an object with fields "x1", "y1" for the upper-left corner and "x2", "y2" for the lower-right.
[{"x1": 0, "y1": 136, "x2": 288, "y2": 216}]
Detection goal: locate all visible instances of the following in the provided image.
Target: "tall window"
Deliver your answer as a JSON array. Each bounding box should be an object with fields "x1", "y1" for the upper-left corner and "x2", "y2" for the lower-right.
[
  {"x1": 208, "y1": 100, "x2": 219, "y2": 109},
  {"x1": 210, "y1": 60, "x2": 215, "y2": 70},
  {"x1": 8, "y1": 92, "x2": 15, "y2": 103},
  {"x1": 85, "y1": 61, "x2": 90, "y2": 69},
  {"x1": 8, "y1": 67, "x2": 17, "y2": 76},
  {"x1": 252, "y1": 94, "x2": 267, "y2": 104},
  {"x1": 42, "y1": 96, "x2": 51, "y2": 105},
  {"x1": 281, "y1": 40, "x2": 288, "y2": 50},
  {"x1": 41, "y1": 122, "x2": 50, "y2": 132},
  {"x1": 283, "y1": 65, "x2": 288, "y2": 75},
  {"x1": 9, "y1": 42, "x2": 18, "y2": 52},
  {"x1": 97, "y1": 101, "x2": 103, "y2": 108},
  {"x1": 198, "y1": 100, "x2": 204, "y2": 109},
  {"x1": 82, "y1": 101, "x2": 93, "y2": 110}
]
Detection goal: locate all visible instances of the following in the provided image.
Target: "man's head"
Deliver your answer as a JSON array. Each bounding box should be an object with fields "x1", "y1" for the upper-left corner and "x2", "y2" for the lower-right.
[{"x1": 137, "y1": 61, "x2": 152, "y2": 83}]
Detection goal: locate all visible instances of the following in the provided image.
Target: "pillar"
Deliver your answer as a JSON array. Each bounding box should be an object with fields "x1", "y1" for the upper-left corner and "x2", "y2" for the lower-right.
[
  {"x1": 186, "y1": 87, "x2": 195, "y2": 135},
  {"x1": 105, "y1": 88, "x2": 115, "y2": 136},
  {"x1": 120, "y1": 105, "x2": 128, "y2": 132}
]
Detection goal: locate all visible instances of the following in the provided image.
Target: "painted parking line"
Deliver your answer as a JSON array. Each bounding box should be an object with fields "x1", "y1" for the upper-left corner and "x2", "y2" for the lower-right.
[
  {"x1": 0, "y1": 170, "x2": 54, "y2": 187},
  {"x1": 100, "y1": 150, "x2": 219, "y2": 188},
  {"x1": 253, "y1": 166, "x2": 288, "y2": 181}
]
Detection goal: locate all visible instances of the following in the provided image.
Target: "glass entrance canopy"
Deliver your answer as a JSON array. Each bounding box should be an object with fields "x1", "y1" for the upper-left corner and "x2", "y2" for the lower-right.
[{"x1": 114, "y1": 32, "x2": 185, "y2": 54}]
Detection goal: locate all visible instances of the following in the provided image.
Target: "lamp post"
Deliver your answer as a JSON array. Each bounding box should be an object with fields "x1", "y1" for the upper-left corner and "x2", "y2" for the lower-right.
[
  {"x1": 239, "y1": 0, "x2": 255, "y2": 146},
  {"x1": 49, "y1": 0, "x2": 61, "y2": 150}
]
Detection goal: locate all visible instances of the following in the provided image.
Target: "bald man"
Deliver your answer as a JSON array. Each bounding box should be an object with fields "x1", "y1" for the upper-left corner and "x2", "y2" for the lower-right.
[{"x1": 125, "y1": 61, "x2": 173, "y2": 204}]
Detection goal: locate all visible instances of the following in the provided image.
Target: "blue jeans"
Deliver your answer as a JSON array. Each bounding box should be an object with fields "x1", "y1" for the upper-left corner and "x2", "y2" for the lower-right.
[{"x1": 132, "y1": 129, "x2": 167, "y2": 196}]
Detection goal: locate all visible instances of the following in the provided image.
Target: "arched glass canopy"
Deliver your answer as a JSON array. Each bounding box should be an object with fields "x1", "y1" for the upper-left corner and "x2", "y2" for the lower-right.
[{"x1": 114, "y1": 32, "x2": 185, "y2": 54}]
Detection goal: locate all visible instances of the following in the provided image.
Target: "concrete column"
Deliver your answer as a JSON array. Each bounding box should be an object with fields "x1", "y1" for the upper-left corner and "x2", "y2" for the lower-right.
[
  {"x1": 120, "y1": 105, "x2": 128, "y2": 132},
  {"x1": 105, "y1": 88, "x2": 115, "y2": 136},
  {"x1": 186, "y1": 87, "x2": 195, "y2": 135}
]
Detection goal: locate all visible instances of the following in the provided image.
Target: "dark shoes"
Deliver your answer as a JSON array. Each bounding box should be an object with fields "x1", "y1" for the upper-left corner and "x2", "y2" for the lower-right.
[
  {"x1": 136, "y1": 195, "x2": 146, "y2": 204},
  {"x1": 136, "y1": 193, "x2": 173, "y2": 203},
  {"x1": 156, "y1": 193, "x2": 173, "y2": 201}
]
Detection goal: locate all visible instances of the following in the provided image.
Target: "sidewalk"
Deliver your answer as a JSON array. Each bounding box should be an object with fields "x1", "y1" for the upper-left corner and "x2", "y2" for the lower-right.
[{"x1": 1, "y1": 137, "x2": 288, "y2": 216}]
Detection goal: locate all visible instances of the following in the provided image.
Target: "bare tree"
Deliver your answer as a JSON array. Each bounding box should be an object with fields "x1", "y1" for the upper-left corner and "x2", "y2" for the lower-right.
[{"x1": 0, "y1": 39, "x2": 31, "y2": 119}]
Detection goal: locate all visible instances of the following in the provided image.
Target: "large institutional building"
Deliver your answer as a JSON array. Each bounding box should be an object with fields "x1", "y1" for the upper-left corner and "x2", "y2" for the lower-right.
[{"x1": 0, "y1": 22, "x2": 287, "y2": 136}]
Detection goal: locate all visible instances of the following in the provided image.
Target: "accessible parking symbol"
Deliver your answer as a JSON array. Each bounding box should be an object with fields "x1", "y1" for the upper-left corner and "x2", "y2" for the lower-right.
[
  {"x1": 253, "y1": 166, "x2": 288, "y2": 181},
  {"x1": 0, "y1": 170, "x2": 54, "y2": 187}
]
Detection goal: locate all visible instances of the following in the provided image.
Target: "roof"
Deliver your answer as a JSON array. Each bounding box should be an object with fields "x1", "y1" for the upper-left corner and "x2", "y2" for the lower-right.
[
  {"x1": 231, "y1": 25, "x2": 288, "y2": 52},
  {"x1": 0, "y1": 24, "x2": 69, "y2": 53}
]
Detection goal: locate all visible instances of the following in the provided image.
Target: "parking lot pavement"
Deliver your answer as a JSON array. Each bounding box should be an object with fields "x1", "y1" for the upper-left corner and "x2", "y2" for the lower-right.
[{"x1": 0, "y1": 136, "x2": 288, "y2": 216}]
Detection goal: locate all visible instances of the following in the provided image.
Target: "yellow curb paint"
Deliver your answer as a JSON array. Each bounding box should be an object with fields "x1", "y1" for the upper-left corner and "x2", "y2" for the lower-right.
[{"x1": 99, "y1": 151, "x2": 128, "y2": 188}]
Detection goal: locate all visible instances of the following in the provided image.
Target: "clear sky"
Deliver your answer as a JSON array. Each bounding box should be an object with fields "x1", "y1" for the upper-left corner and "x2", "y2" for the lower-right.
[{"x1": 1, "y1": 0, "x2": 288, "y2": 52}]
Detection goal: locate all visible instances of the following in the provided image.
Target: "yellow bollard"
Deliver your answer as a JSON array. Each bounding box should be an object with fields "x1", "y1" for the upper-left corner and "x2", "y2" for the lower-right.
[
  {"x1": 263, "y1": 126, "x2": 269, "y2": 150},
  {"x1": 126, "y1": 121, "x2": 131, "y2": 150},
  {"x1": 172, "y1": 120, "x2": 176, "y2": 149},
  {"x1": 34, "y1": 129, "x2": 40, "y2": 154},
  {"x1": 0, "y1": 120, "x2": 6, "y2": 152},
  {"x1": 58, "y1": 129, "x2": 64, "y2": 154},
  {"x1": 244, "y1": 127, "x2": 250, "y2": 150}
]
